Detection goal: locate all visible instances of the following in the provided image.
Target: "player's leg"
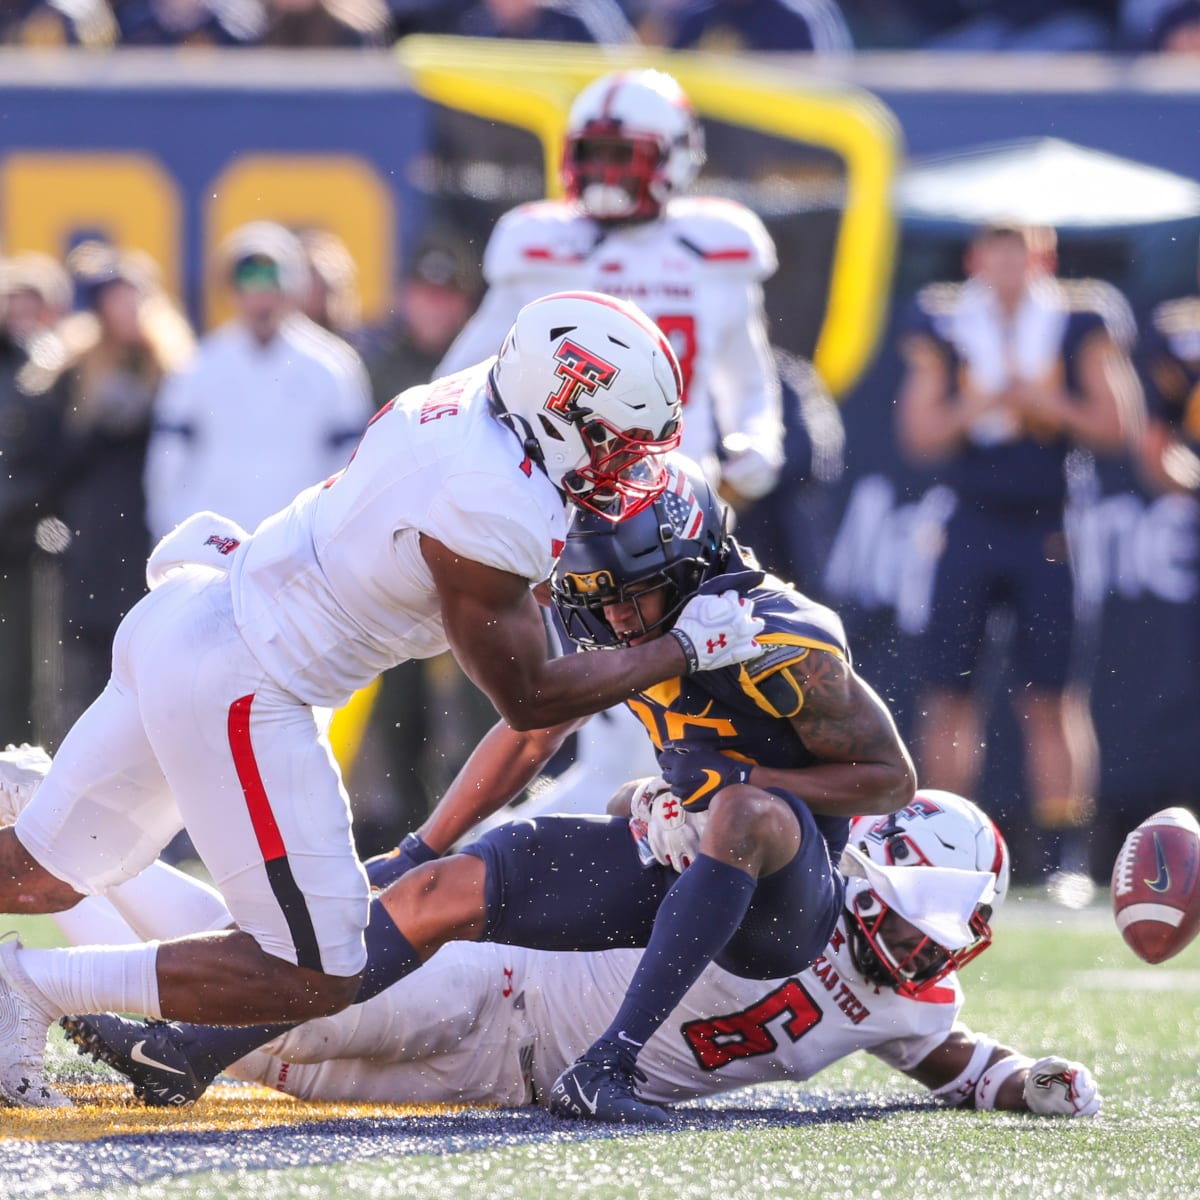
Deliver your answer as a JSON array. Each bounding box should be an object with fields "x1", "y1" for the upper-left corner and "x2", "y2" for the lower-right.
[
  {"x1": 0, "y1": 668, "x2": 180, "y2": 1106},
  {"x1": 548, "y1": 787, "x2": 836, "y2": 1123},
  {"x1": 71, "y1": 816, "x2": 662, "y2": 1107},
  {"x1": 911, "y1": 506, "x2": 995, "y2": 795}
]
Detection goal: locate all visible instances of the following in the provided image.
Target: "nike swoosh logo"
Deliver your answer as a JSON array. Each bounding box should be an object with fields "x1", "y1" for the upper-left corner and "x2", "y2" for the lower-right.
[
  {"x1": 579, "y1": 1086, "x2": 599, "y2": 1115},
  {"x1": 617, "y1": 1030, "x2": 643, "y2": 1047},
  {"x1": 131, "y1": 1040, "x2": 187, "y2": 1076},
  {"x1": 1144, "y1": 833, "x2": 1171, "y2": 894},
  {"x1": 689, "y1": 769, "x2": 724, "y2": 806}
]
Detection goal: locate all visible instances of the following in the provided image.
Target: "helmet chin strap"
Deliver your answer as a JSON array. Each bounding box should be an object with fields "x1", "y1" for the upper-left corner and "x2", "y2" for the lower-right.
[{"x1": 488, "y1": 370, "x2": 552, "y2": 483}]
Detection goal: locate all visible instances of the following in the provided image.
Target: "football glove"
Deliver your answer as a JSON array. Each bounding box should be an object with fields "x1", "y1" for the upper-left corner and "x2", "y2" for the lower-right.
[
  {"x1": 629, "y1": 775, "x2": 709, "y2": 872},
  {"x1": 719, "y1": 436, "x2": 780, "y2": 502},
  {"x1": 657, "y1": 742, "x2": 754, "y2": 812},
  {"x1": 669, "y1": 579, "x2": 764, "y2": 674},
  {"x1": 1022, "y1": 1056, "x2": 1101, "y2": 1118}
]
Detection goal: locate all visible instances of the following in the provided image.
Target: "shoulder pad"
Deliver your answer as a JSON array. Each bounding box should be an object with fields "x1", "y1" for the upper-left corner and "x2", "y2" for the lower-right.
[
  {"x1": 1153, "y1": 296, "x2": 1200, "y2": 338},
  {"x1": 735, "y1": 580, "x2": 849, "y2": 717},
  {"x1": 663, "y1": 197, "x2": 777, "y2": 278},
  {"x1": 1059, "y1": 278, "x2": 1137, "y2": 350},
  {"x1": 482, "y1": 201, "x2": 598, "y2": 284}
]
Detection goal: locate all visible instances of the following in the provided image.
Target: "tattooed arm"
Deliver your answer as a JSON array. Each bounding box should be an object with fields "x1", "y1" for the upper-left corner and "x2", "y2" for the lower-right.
[{"x1": 749, "y1": 650, "x2": 916, "y2": 818}]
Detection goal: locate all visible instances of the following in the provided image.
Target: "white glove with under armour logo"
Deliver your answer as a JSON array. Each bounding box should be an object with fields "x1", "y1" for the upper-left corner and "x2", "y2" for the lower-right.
[
  {"x1": 1023, "y1": 1056, "x2": 1101, "y2": 1118},
  {"x1": 629, "y1": 776, "x2": 709, "y2": 872},
  {"x1": 669, "y1": 588, "x2": 764, "y2": 674}
]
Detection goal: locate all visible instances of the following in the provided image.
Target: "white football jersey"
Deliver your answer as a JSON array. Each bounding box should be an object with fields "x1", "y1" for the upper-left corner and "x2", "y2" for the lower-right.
[
  {"x1": 437, "y1": 197, "x2": 782, "y2": 477},
  {"x1": 229, "y1": 362, "x2": 568, "y2": 707},
  {"x1": 233, "y1": 916, "x2": 960, "y2": 1107}
]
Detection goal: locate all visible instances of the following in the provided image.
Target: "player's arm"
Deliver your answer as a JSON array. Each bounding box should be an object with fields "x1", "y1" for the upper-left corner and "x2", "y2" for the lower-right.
[
  {"x1": 1140, "y1": 416, "x2": 1200, "y2": 494},
  {"x1": 895, "y1": 334, "x2": 997, "y2": 465},
  {"x1": 752, "y1": 650, "x2": 916, "y2": 817},
  {"x1": 423, "y1": 535, "x2": 755, "y2": 730},
  {"x1": 711, "y1": 281, "x2": 784, "y2": 503},
  {"x1": 414, "y1": 715, "x2": 584, "y2": 854},
  {"x1": 1009, "y1": 327, "x2": 1142, "y2": 452},
  {"x1": 904, "y1": 1026, "x2": 1101, "y2": 1117}
]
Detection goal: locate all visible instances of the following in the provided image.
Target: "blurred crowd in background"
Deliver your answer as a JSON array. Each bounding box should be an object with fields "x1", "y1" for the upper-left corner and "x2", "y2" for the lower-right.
[{"x1": 3, "y1": 0, "x2": 1200, "y2": 54}]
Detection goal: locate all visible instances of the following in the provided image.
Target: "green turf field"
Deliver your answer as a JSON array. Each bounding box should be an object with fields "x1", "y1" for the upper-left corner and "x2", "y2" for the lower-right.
[{"x1": 5, "y1": 894, "x2": 1199, "y2": 1200}]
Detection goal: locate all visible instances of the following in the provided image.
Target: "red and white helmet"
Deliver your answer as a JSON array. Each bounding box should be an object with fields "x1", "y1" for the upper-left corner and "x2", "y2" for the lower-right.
[
  {"x1": 841, "y1": 790, "x2": 1011, "y2": 998},
  {"x1": 489, "y1": 291, "x2": 683, "y2": 519},
  {"x1": 563, "y1": 69, "x2": 705, "y2": 223}
]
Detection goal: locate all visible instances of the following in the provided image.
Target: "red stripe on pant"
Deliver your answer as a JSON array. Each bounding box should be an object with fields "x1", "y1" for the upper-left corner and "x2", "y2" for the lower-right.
[{"x1": 227, "y1": 694, "x2": 323, "y2": 972}]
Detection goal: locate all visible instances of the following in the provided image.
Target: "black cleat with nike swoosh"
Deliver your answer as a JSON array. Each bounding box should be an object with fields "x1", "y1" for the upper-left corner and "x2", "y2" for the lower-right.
[
  {"x1": 60, "y1": 1013, "x2": 213, "y2": 1107},
  {"x1": 547, "y1": 1040, "x2": 671, "y2": 1124}
]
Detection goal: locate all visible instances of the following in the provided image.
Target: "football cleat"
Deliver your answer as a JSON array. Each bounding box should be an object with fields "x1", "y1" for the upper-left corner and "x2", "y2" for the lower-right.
[
  {"x1": 61, "y1": 1013, "x2": 214, "y2": 1107},
  {"x1": 0, "y1": 932, "x2": 70, "y2": 1108},
  {"x1": 547, "y1": 1041, "x2": 670, "y2": 1125},
  {"x1": 0, "y1": 743, "x2": 51, "y2": 825}
]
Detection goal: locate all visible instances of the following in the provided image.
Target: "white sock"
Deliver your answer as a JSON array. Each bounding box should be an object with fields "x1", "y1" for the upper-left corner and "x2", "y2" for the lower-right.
[
  {"x1": 21, "y1": 942, "x2": 162, "y2": 1020},
  {"x1": 106, "y1": 861, "x2": 232, "y2": 941},
  {"x1": 52, "y1": 895, "x2": 142, "y2": 947}
]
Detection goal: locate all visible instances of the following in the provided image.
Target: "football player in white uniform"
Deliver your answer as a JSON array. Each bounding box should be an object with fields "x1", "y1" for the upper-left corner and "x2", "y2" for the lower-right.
[
  {"x1": 439, "y1": 69, "x2": 783, "y2": 503},
  {"x1": 0, "y1": 291, "x2": 768, "y2": 1109},
  {"x1": 439, "y1": 67, "x2": 785, "y2": 817},
  {"x1": 40, "y1": 777, "x2": 1097, "y2": 1120}
]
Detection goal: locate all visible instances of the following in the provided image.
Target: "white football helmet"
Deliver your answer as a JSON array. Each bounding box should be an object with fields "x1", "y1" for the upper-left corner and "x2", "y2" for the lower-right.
[
  {"x1": 489, "y1": 291, "x2": 683, "y2": 519},
  {"x1": 841, "y1": 790, "x2": 1011, "y2": 998},
  {"x1": 563, "y1": 69, "x2": 705, "y2": 222}
]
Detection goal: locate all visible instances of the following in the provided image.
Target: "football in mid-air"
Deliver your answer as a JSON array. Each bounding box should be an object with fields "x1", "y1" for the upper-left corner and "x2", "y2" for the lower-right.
[{"x1": 1111, "y1": 807, "x2": 1200, "y2": 964}]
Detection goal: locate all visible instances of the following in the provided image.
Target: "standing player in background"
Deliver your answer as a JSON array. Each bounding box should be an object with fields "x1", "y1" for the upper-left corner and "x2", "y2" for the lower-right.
[
  {"x1": 894, "y1": 222, "x2": 1142, "y2": 887},
  {"x1": 438, "y1": 67, "x2": 785, "y2": 805}
]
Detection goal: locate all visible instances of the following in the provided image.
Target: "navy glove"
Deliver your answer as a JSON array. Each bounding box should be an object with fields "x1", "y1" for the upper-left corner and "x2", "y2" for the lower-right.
[
  {"x1": 365, "y1": 832, "x2": 438, "y2": 889},
  {"x1": 657, "y1": 742, "x2": 755, "y2": 811}
]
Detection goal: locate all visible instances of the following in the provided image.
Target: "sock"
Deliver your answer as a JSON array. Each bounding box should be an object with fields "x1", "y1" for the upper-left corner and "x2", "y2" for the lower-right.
[
  {"x1": 143, "y1": 897, "x2": 425, "y2": 1081},
  {"x1": 354, "y1": 895, "x2": 422, "y2": 1003},
  {"x1": 22, "y1": 942, "x2": 163, "y2": 1019},
  {"x1": 596, "y1": 854, "x2": 755, "y2": 1057},
  {"x1": 107, "y1": 861, "x2": 233, "y2": 940}
]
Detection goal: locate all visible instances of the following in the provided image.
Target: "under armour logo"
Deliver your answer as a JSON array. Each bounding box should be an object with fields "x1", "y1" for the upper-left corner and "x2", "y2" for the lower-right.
[
  {"x1": 544, "y1": 339, "x2": 619, "y2": 420},
  {"x1": 661, "y1": 798, "x2": 680, "y2": 821},
  {"x1": 706, "y1": 634, "x2": 728, "y2": 654},
  {"x1": 502, "y1": 966, "x2": 515, "y2": 998}
]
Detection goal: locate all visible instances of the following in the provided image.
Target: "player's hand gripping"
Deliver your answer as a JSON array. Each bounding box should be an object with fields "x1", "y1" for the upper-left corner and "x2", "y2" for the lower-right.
[
  {"x1": 1022, "y1": 1056, "x2": 1101, "y2": 1118},
  {"x1": 657, "y1": 742, "x2": 754, "y2": 811},
  {"x1": 629, "y1": 776, "x2": 710, "y2": 872},
  {"x1": 668, "y1": 573, "x2": 764, "y2": 674}
]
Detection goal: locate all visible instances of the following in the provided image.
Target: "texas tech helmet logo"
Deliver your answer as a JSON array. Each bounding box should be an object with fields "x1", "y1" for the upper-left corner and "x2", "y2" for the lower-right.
[{"x1": 544, "y1": 339, "x2": 620, "y2": 420}]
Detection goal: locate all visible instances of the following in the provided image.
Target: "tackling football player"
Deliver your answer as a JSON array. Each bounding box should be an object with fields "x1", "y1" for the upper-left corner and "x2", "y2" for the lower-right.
[
  {"x1": 0, "y1": 294, "x2": 766, "y2": 1109},
  {"x1": 57, "y1": 455, "x2": 915, "y2": 1123}
]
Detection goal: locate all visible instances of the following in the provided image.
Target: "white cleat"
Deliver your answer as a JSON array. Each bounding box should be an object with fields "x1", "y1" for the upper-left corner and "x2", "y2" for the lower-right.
[
  {"x1": 0, "y1": 932, "x2": 70, "y2": 1107},
  {"x1": 0, "y1": 743, "x2": 51, "y2": 825}
]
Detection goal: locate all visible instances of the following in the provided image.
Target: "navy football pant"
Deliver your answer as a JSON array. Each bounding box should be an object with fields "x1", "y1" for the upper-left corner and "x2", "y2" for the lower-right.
[{"x1": 460, "y1": 795, "x2": 843, "y2": 980}]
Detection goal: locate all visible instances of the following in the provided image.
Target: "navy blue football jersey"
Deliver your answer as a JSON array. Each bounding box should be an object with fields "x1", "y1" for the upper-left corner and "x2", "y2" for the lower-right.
[{"x1": 622, "y1": 572, "x2": 852, "y2": 858}]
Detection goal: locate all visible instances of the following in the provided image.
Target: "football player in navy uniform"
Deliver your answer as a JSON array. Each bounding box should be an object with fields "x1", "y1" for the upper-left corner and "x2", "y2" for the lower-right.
[
  {"x1": 58, "y1": 456, "x2": 915, "y2": 1123},
  {"x1": 895, "y1": 222, "x2": 1142, "y2": 883}
]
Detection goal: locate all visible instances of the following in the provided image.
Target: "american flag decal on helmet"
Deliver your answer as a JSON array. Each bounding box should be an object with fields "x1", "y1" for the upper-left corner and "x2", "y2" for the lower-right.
[{"x1": 660, "y1": 467, "x2": 703, "y2": 538}]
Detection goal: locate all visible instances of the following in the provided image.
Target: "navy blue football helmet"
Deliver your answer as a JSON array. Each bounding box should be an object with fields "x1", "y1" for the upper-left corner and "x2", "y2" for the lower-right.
[{"x1": 551, "y1": 455, "x2": 732, "y2": 647}]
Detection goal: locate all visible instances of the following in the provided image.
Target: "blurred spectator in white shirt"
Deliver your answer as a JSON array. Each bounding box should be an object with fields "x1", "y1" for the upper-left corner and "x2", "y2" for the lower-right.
[{"x1": 143, "y1": 220, "x2": 373, "y2": 541}]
